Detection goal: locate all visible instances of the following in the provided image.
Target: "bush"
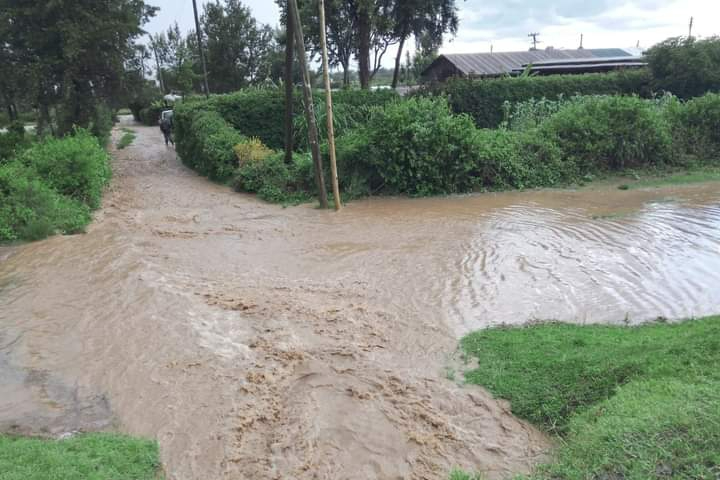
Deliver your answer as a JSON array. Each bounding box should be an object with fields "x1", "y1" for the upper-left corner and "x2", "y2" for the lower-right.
[
  {"x1": 666, "y1": 93, "x2": 720, "y2": 162},
  {"x1": 139, "y1": 101, "x2": 166, "y2": 126},
  {"x1": 425, "y1": 69, "x2": 652, "y2": 128},
  {"x1": 360, "y1": 97, "x2": 482, "y2": 195},
  {"x1": 0, "y1": 161, "x2": 90, "y2": 241},
  {"x1": 174, "y1": 105, "x2": 246, "y2": 182},
  {"x1": 90, "y1": 103, "x2": 113, "y2": 146},
  {"x1": 17, "y1": 129, "x2": 111, "y2": 209},
  {"x1": 232, "y1": 151, "x2": 313, "y2": 203},
  {"x1": 540, "y1": 95, "x2": 673, "y2": 172},
  {"x1": 233, "y1": 138, "x2": 273, "y2": 166},
  {"x1": 646, "y1": 36, "x2": 720, "y2": 99},
  {"x1": 0, "y1": 124, "x2": 31, "y2": 163},
  {"x1": 212, "y1": 89, "x2": 289, "y2": 149}
]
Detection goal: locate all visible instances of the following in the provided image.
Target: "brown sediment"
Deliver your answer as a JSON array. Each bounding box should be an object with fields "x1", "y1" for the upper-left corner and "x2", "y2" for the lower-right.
[{"x1": 1, "y1": 117, "x2": 719, "y2": 478}]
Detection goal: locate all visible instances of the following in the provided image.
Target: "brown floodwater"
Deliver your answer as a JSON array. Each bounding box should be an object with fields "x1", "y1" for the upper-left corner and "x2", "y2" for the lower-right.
[{"x1": 1, "y1": 118, "x2": 719, "y2": 479}]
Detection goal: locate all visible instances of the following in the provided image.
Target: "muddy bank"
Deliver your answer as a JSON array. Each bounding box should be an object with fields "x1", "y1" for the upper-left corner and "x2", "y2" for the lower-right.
[{"x1": 1, "y1": 118, "x2": 719, "y2": 478}]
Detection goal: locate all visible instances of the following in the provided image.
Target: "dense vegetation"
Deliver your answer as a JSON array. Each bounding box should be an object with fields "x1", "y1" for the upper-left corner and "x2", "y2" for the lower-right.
[
  {"x1": 424, "y1": 69, "x2": 653, "y2": 128},
  {"x1": 0, "y1": 130, "x2": 110, "y2": 242},
  {"x1": 174, "y1": 87, "x2": 720, "y2": 203},
  {"x1": 460, "y1": 316, "x2": 720, "y2": 479},
  {"x1": 0, "y1": 433, "x2": 160, "y2": 480}
]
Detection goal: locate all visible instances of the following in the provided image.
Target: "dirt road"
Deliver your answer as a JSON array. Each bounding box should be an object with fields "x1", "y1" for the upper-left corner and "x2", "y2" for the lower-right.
[{"x1": 2, "y1": 118, "x2": 720, "y2": 479}]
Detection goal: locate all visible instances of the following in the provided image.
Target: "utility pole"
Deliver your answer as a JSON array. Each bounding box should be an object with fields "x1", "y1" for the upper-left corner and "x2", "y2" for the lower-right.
[
  {"x1": 688, "y1": 16, "x2": 694, "y2": 39},
  {"x1": 528, "y1": 32, "x2": 540, "y2": 51},
  {"x1": 149, "y1": 34, "x2": 166, "y2": 94},
  {"x1": 284, "y1": 0, "x2": 294, "y2": 164},
  {"x1": 288, "y1": 0, "x2": 328, "y2": 209},
  {"x1": 192, "y1": 0, "x2": 210, "y2": 98},
  {"x1": 318, "y1": 0, "x2": 341, "y2": 211},
  {"x1": 579, "y1": 33, "x2": 584, "y2": 49}
]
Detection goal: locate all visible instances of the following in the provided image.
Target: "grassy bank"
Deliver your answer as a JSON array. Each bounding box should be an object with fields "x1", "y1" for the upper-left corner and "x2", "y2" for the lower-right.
[
  {"x1": 460, "y1": 316, "x2": 720, "y2": 479},
  {"x1": 0, "y1": 433, "x2": 161, "y2": 480}
]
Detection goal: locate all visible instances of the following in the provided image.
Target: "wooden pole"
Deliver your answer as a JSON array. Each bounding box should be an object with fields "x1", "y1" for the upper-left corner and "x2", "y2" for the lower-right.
[
  {"x1": 284, "y1": 0, "x2": 294, "y2": 164},
  {"x1": 288, "y1": 0, "x2": 328, "y2": 209},
  {"x1": 318, "y1": 0, "x2": 341, "y2": 211},
  {"x1": 192, "y1": 0, "x2": 211, "y2": 98}
]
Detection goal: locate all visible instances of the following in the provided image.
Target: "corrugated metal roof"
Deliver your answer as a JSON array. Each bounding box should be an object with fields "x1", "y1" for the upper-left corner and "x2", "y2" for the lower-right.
[{"x1": 424, "y1": 48, "x2": 634, "y2": 78}]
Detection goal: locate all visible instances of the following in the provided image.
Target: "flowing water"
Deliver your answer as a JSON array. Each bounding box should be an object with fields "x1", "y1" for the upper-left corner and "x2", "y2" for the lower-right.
[{"x1": 1, "y1": 118, "x2": 719, "y2": 479}]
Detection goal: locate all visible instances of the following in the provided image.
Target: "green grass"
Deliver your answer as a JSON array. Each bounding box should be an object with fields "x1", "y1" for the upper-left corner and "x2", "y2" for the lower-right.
[
  {"x1": 0, "y1": 433, "x2": 162, "y2": 480},
  {"x1": 460, "y1": 316, "x2": 720, "y2": 480},
  {"x1": 116, "y1": 130, "x2": 136, "y2": 150}
]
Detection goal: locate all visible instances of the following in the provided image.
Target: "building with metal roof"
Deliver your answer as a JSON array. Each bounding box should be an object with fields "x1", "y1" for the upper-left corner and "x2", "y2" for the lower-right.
[
  {"x1": 421, "y1": 48, "x2": 637, "y2": 83},
  {"x1": 511, "y1": 55, "x2": 646, "y2": 75}
]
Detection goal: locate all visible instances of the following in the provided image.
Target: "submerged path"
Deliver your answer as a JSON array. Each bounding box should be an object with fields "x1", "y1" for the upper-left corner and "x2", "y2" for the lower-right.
[{"x1": 2, "y1": 118, "x2": 720, "y2": 479}]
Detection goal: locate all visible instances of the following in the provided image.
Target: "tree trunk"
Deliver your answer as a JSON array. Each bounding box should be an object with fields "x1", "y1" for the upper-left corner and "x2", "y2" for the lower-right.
[
  {"x1": 284, "y1": 0, "x2": 294, "y2": 164},
  {"x1": 357, "y1": 6, "x2": 371, "y2": 90},
  {"x1": 342, "y1": 61, "x2": 350, "y2": 86},
  {"x1": 391, "y1": 34, "x2": 406, "y2": 89},
  {"x1": 288, "y1": 0, "x2": 329, "y2": 209}
]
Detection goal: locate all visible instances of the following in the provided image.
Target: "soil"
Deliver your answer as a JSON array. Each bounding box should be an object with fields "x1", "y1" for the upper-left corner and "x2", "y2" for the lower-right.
[{"x1": 1, "y1": 117, "x2": 719, "y2": 479}]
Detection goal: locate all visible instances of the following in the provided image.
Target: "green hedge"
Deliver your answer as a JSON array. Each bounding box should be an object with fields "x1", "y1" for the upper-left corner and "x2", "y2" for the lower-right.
[
  {"x1": 666, "y1": 93, "x2": 720, "y2": 161},
  {"x1": 174, "y1": 103, "x2": 246, "y2": 182},
  {"x1": 424, "y1": 69, "x2": 652, "y2": 128},
  {"x1": 0, "y1": 129, "x2": 109, "y2": 242}
]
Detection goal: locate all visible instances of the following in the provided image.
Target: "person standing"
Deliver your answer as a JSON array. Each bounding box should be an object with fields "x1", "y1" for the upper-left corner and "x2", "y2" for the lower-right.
[{"x1": 159, "y1": 111, "x2": 174, "y2": 147}]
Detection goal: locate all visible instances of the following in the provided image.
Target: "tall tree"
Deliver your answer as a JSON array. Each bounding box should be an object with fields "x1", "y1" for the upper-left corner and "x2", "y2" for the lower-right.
[
  {"x1": 390, "y1": 0, "x2": 458, "y2": 88},
  {"x1": 3, "y1": 0, "x2": 156, "y2": 135}
]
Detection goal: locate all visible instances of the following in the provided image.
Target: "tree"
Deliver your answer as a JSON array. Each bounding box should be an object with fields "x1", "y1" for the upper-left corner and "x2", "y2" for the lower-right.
[
  {"x1": 646, "y1": 36, "x2": 720, "y2": 99},
  {"x1": 389, "y1": 0, "x2": 458, "y2": 88},
  {"x1": 202, "y1": 0, "x2": 276, "y2": 92},
  {"x1": 3, "y1": 0, "x2": 157, "y2": 135}
]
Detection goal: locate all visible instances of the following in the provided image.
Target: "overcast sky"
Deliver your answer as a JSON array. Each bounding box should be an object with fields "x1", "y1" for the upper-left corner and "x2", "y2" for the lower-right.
[{"x1": 144, "y1": 0, "x2": 719, "y2": 67}]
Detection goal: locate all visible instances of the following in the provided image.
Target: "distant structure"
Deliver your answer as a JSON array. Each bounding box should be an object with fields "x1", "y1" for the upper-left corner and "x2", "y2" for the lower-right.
[
  {"x1": 528, "y1": 32, "x2": 541, "y2": 51},
  {"x1": 421, "y1": 47, "x2": 642, "y2": 83}
]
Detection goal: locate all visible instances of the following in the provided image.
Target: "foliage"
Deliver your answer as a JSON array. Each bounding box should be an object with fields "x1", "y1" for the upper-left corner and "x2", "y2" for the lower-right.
[
  {"x1": 0, "y1": 433, "x2": 160, "y2": 480},
  {"x1": 0, "y1": 125, "x2": 31, "y2": 163},
  {"x1": 174, "y1": 105, "x2": 246, "y2": 182},
  {"x1": 359, "y1": 96, "x2": 481, "y2": 195},
  {"x1": 232, "y1": 151, "x2": 313, "y2": 204},
  {"x1": 460, "y1": 316, "x2": 720, "y2": 480},
  {"x1": 646, "y1": 36, "x2": 720, "y2": 99},
  {"x1": 17, "y1": 130, "x2": 112, "y2": 209},
  {"x1": 666, "y1": 92, "x2": 720, "y2": 161},
  {"x1": 539, "y1": 95, "x2": 673, "y2": 171},
  {"x1": 233, "y1": 137, "x2": 274, "y2": 166},
  {"x1": 139, "y1": 101, "x2": 167, "y2": 126},
  {"x1": 425, "y1": 69, "x2": 653, "y2": 128},
  {"x1": 0, "y1": 161, "x2": 90, "y2": 241},
  {"x1": 2, "y1": 0, "x2": 157, "y2": 136},
  {"x1": 211, "y1": 89, "x2": 289, "y2": 149}
]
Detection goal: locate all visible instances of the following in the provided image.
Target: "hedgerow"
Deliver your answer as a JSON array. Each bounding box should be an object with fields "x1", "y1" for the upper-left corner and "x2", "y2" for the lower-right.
[{"x1": 423, "y1": 69, "x2": 652, "y2": 128}]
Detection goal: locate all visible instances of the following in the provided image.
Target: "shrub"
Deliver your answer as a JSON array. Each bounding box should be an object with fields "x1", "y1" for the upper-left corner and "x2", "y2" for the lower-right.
[
  {"x1": 0, "y1": 161, "x2": 90, "y2": 241},
  {"x1": 17, "y1": 129, "x2": 111, "y2": 209},
  {"x1": 232, "y1": 151, "x2": 313, "y2": 203},
  {"x1": 295, "y1": 101, "x2": 381, "y2": 152},
  {"x1": 90, "y1": 103, "x2": 114, "y2": 146},
  {"x1": 540, "y1": 95, "x2": 673, "y2": 172},
  {"x1": 666, "y1": 92, "x2": 720, "y2": 162},
  {"x1": 646, "y1": 36, "x2": 720, "y2": 99},
  {"x1": 233, "y1": 138, "x2": 273, "y2": 166},
  {"x1": 212, "y1": 89, "x2": 288, "y2": 149},
  {"x1": 425, "y1": 69, "x2": 652, "y2": 128},
  {"x1": 174, "y1": 105, "x2": 246, "y2": 182},
  {"x1": 139, "y1": 101, "x2": 166, "y2": 126},
  {"x1": 0, "y1": 125, "x2": 31, "y2": 163},
  {"x1": 361, "y1": 97, "x2": 482, "y2": 195}
]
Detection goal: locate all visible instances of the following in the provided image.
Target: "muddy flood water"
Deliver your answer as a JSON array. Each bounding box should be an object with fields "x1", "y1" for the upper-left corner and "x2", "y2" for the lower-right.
[{"x1": 2, "y1": 118, "x2": 720, "y2": 479}]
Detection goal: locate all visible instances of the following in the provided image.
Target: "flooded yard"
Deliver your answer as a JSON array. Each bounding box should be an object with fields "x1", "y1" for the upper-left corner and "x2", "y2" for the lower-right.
[{"x1": 1, "y1": 118, "x2": 719, "y2": 479}]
